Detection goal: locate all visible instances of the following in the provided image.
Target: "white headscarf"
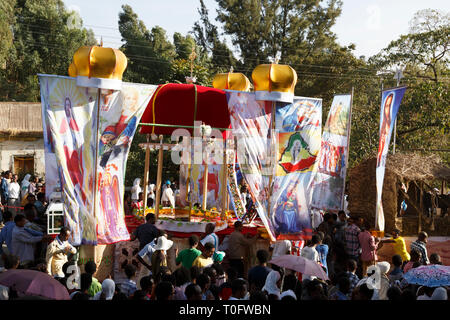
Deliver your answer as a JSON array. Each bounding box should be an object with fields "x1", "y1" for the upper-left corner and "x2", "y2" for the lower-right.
[
  {"x1": 377, "y1": 261, "x2": 390, "y2": 275},
  {"x1": 431, "y1": 287, "x2": 448, "y2": 300},
  {"x1": 280, "y1": 289, "x2": 297, "y2": 300},
  {"x1": 131, "y1": 178, "x2": 142, "y2": 201},
  {"x1": 0, "y1": 285, "x2": 9, "y2": 300},
  {"x1": 21, "y1": 174, "x2": 31, "y2": 189},
  {"x1": 93, "y1": 279, "x2": 115, "y2": 300},
  {"x1": 262, "y1": 270, "x2": 281, "y2": 297}
]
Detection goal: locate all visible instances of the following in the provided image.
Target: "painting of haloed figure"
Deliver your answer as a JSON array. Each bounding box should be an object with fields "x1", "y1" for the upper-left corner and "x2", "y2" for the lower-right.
[{"x1": 271, "y1": 176, "x2": 311, "y2": 235}]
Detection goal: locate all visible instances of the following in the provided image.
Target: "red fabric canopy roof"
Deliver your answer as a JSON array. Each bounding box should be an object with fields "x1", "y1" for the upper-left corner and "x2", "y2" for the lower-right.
[{"x1": 139, "y1": 83, "x2": 230, "y2": 136}]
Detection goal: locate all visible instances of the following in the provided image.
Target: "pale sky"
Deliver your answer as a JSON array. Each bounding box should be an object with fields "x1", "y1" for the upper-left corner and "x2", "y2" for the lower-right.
[{"x1": 64, "y1": 0, "x2": 449, "y2": 59}]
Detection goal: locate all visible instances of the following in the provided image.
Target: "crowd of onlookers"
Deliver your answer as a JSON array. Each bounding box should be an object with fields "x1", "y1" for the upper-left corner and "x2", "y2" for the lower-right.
[{"x1": 0, "y1": 171, "x2": 448, "y2": 301}]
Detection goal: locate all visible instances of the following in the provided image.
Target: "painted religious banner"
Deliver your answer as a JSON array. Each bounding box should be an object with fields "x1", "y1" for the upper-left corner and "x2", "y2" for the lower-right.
[
  {"x1": 311, "y1": 94, "x2": 352, "y2": 212},
  {"x1": 226, "y1": 91, "x2": 275, "y2": 239},
  {"x1": 375, "y1": 86, "x2": 406, "y2": 232},
  {"x1": 95, "y1": 83, "x2": 157, "y2": 244},
  {"x1": 271, "y1": 97, "x2": 322, "y2": 239},
  {"x1": 39, "y1": 74, "x2": 156, "y2": 245}
]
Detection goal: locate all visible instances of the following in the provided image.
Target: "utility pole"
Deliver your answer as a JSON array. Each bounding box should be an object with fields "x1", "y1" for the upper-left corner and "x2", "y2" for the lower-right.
[{"x1": 392, "y1": 67, "x2": 404, "y2": 154}]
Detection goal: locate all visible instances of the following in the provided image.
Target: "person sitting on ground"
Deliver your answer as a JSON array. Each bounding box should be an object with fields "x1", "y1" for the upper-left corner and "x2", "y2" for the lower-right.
[
  {"x1": 389, "y1": 254, "x2": 404, "y2": 284},
  {"x1": 219, "y1": 267, "x2": 237, "y2": 300},
  {"x1": 410, "y1": 231, "x2": 429, "y2": 265},
  {"x1": 192, "y1": 242, "x2": 215, "y2": 270},
  {"x1": 85, "y1": 260, "x2": 102, "y2": 298},
  {"x1": 140, "y1": 276, "x2": 154, "y2": 300},
  {"x1": 176, "y1": 235, "x2": 202, "y2": 270},
  {"x1": 329, "y1": 276, "x2": 350, "y2": 300},
  {"x1": 121, "y1": 264, "x2": 138, "y2": 298},
  {"x1": 93, "y1": 278, "x2": 115, "y2": 300},
  {"x1": 71, "y1": 273, "x2": 92, "y2": 300},
  {"x1": 131, "y1": 213, "x2": 159, "y2": 250},
  {"x1": 154, "y1": 281, "x2": 175, "y2": 300},
  {"x1": 185, "y1": 283, "x2": 202, "y2": 301},
  {"x1": 248, "y1": 249, "x2": 272, "y2": 293},
  {"x1": 229, "y1": 278, "x2": 248, "y2": 300},
  {"x1": 429, "y1": 253, "x2": 442, "y2": 265},
  {"x1": 262, "y1": 270, "x2": 282, "y2": 299},
  {"x1": 45, "y1": 227, "x2": 76, "y2": 279},
  {"x1": 403, "y1": 249, "x2": 421, "y2": 273}
]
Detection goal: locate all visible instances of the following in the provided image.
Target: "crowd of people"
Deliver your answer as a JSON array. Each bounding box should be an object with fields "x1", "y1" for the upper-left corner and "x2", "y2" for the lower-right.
[{"x1": 0, "y1": 170, "x2": 448, "y2": 301}]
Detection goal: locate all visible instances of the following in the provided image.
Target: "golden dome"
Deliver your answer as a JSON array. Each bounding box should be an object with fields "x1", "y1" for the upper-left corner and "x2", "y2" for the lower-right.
[
  {"x1": 252, "y1": 64, "x2": 297, "y2": 103},
  {"x1": 212, "y1": 72, "x2": 251, "y2": 92},
  {"x1": 68, "y1": 46, "x2": 127, "y2": 89}
]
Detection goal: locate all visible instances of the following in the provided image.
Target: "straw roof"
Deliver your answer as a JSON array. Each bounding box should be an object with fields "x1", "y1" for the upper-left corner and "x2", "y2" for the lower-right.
[
  {"x1": 0, "y1": 102, "x2": 43, "y2": 137},
  {"x1": 386, "y1": 152, "x2": 450, "y2": 182},
  {"x1": 351, "y1": 152, "x2": 450, "y2": 182}
]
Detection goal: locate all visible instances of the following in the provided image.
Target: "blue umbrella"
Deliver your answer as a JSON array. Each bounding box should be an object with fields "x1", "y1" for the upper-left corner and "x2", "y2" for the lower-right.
[{"x1": 403, "y1": 265, "x2": 450, "y2": 287}]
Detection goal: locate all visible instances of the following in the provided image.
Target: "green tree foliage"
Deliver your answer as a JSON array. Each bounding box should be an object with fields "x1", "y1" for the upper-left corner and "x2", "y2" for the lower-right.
[
  {"x1": 0, "y1": 0, "x2": 96, "y2": 101},
  {"x1": 0, "y1": 0, "x2": 16, "y2": 68}
]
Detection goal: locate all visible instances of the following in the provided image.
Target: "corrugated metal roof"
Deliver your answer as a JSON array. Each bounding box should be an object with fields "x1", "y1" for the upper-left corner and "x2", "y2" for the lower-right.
[{"x1": 0, "y1": 102, "x2": 43, "y2": 136}]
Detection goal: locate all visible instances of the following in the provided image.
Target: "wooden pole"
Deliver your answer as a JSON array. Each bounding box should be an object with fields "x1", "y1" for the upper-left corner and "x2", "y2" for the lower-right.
[
  {"x1": 221, "y1": 140, "x2": 228, "y2": 220},
  {"x1": 267, "y1": 101, "x2": 276, "y2": 219},
  {"x1": 418, "y1": 181, "x2": 423, "y2": 233},
  {"x1": 202, "y1": 149, "x2": 209, "y2": 212},
  {"x1": 142, "y1": 134, "x2": 150, "y2": 210},
  {"x1": 93, "y1": 88, "x2": 102, "y2": 219},
  {"x1": 155, "y1": 135, "x2": 164, "y2": 220},
  {"x1": 341, "y1": 88, "x2": 354, "y2": 210}
]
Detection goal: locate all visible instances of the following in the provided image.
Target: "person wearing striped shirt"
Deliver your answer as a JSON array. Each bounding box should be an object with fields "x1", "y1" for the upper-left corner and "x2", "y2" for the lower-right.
[{"x1": 410, "y1": 232, "x2": 429, "y2": 265}]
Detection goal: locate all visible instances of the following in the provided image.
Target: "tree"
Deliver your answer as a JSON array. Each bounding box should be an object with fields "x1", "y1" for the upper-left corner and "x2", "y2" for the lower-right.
[
  {"x1": 0, "y1": 0, "x2": 16, "y2": 68},
  {"x1": 192, "y1": 0, "x2": 240, "y2": 74},
  {"x1": 118, "y1": 5, "x2": 175, "y2": 84},
  {"x1": 0, "y1": 0, "x2": 97, "y2": 101}
]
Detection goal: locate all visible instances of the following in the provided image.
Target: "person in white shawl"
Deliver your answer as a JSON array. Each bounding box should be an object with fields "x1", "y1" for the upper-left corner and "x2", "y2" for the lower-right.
[
  {"x1": 131, "y1": 178, "x2": 142, "y2": 203},
  {"x1": 262, "y1": 270, "x2": 281, "y2": 299},
  {"x1": 161, "y1": 181, "x2": 175, "y2": 208},
  {"x1": 20, "y1": 174, "x2": 31, "y2": 199},
  {"x1": 93, "y1": 279, "x2": 115, "y2": 300}
]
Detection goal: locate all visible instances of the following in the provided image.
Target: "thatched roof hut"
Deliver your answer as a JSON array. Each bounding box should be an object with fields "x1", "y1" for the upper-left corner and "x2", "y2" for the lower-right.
[
  {"x1": 348, "y1": 152, "x2": 450, "y2": 236},
  {"x1": 0, "y1": 102, "x2": 43, "y2": 138}
]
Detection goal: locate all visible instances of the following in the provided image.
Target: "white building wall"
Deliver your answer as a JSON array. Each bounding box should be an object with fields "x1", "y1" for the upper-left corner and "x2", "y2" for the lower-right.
[{"x1": 0, "y1": 138, "x2": 45, "y2": 175}]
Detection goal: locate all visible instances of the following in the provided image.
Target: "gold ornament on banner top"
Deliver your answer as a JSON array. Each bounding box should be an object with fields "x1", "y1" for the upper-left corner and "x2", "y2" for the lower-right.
[
  {"x1": 252, "y1": 63, "x2": 297, "y2": 103},
  {"x1": 68, "y1": 45, "x2": 127, "y2": 90},
  {"x1": 212, "y1": 68, "x2": 251, "y2": 92}
]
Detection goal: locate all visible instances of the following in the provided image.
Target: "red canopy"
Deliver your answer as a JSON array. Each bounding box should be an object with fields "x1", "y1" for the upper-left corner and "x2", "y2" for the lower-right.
[{"x1": 139, "y1": 83, "x2": 230, "y2": 136}]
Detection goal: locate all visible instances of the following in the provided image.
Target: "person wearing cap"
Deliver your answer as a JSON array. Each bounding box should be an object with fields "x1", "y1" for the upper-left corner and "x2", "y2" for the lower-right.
[
  {"x1": 410, "y1": 231, "x2": 429, "y2": 265},
  {"x1": 380, "y1": 228, "x2": 410, "y2": 263},
  {"x1": 161, "y1": 181, "x2": 175, "y2": 208},
  {"x1": 151, "y1": 235, "x2": 173, "y2": 279}
]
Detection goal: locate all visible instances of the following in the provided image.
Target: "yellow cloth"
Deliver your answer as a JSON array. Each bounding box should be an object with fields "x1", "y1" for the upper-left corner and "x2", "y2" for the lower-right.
[
  {"x1": 192, "y1": 255, "x2": 213, "y2": 269},
  {"x1": 45, "y1": 238, "x2": 77, "y2": 277},
  {"x1": 391, "y1": 236, "x2": 411, "y2": 262}
]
